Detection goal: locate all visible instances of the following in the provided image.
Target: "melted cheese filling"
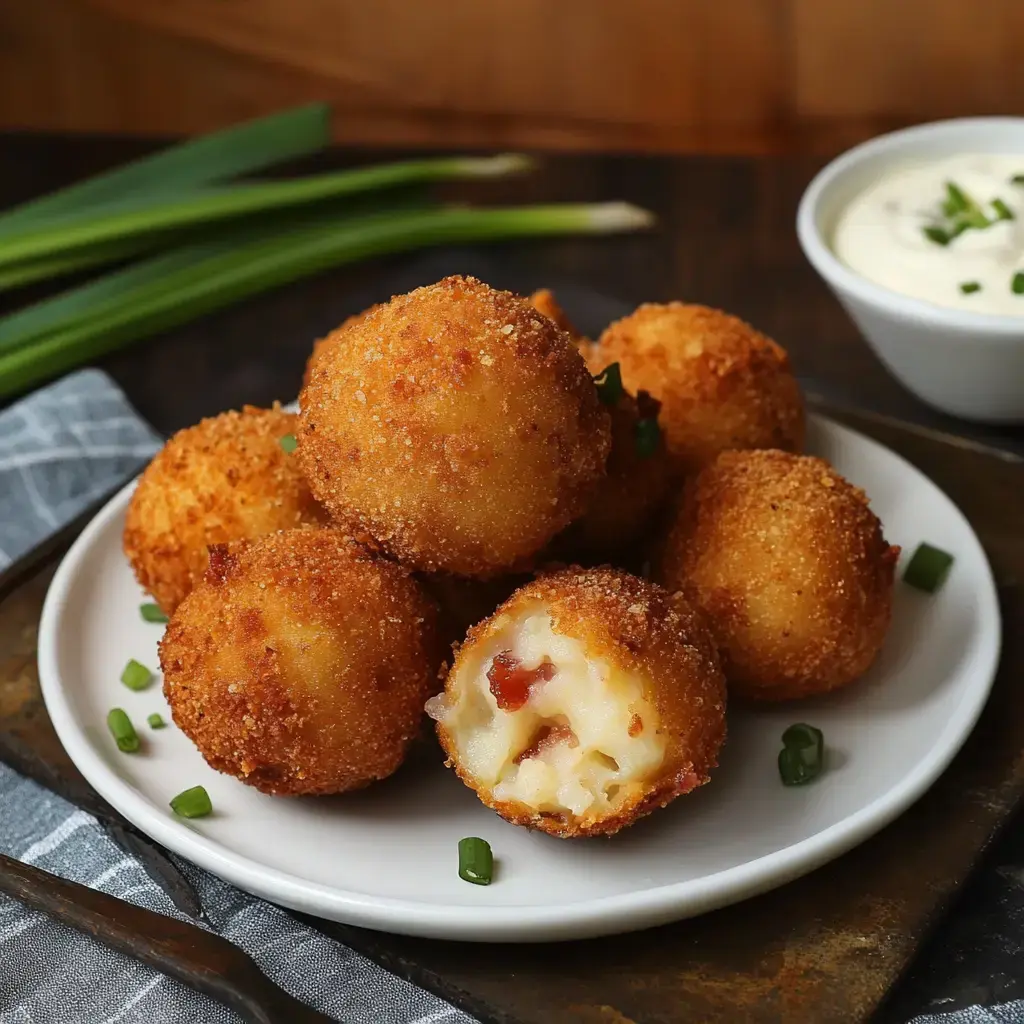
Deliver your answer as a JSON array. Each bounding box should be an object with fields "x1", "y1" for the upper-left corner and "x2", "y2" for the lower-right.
[{"x1": 434, "y1": 609, "x2": 666, "y2": 818}]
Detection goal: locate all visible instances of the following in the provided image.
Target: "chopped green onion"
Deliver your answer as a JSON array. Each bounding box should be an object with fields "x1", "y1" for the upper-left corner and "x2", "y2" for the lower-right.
[
  {"x1": 140, "y1": 603, "x2": 169, "y2": 624},
  {"x1": 960, "y1": 281, "x2": 982, "y2": 295},
  {"x1": 170, "y1": 786, "x2": 213, "y2": 819},
  {"x1": 992, "y1": 198, "x2": 1015, "y2": 221},
  {"x1": 778, "y1": 723, "x2": 824, "y2": 786},
  {"x1": 120, "y1": 659, "x2": 154, "y2": 692},
  {"x1": 0, "y1": 203, "x2": 653, "y2": 400},
  {"x1": 279, "y1": 433, "x2": 298, "y2": 453},
  {"x1": 458, "y1": 837, "x2": 493, "y2": 885},
  {"x1": 147, "y1": 713, "x2": 167, "y2": 730},
  {"x1": 903, "y1": 542, "x2": 955, "y2": 593},
  {"x1": 593, "y1": 362, "x2": 624, "y2": 406},
  {"x1": 107, "y1": 708, "x2": 140, "y2": 753},
  {"x1": 923, "y1": 225, "x2": 951, "y2": 246},
  {"x1": 943, "y1": 181, "x2": 970, "y2": 215},
  {"x1": 634, "y1": 417, "x2": 660, "y2": 458},
  {"x1": 1012, "y1": 174, "x2": 1024, "y2": 185},
  {"x1": 1013, "y1": 272, "x2": 1024, "y2": 295}
]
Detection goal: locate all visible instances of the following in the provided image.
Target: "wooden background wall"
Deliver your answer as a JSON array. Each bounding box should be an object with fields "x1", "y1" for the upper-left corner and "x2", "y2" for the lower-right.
[{"x1": 1, "y1": 0, "x2": 1022, "y2": 154}]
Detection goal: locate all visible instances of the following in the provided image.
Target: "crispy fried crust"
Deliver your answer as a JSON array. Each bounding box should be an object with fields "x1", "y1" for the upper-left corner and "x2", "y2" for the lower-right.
[
  {"x1": 123, "y1": 405, "x2": 327, "y2": 615},
  {"x1": 554, "y1": 389, "x2": 672, "y2": 559},
  {"x1": 298, "y1": 276, "x2": 611, "y2": 577},
  {"x1": 529, "y1": 288, "x2": 584, "y2": 342},
  {"x1": 593, "y1": 303, "x2": 805, "y2": 474},
  {"x1": 159, "y1": 528, "x2": 441, "y2": 795},
  {"x1": 659, "y1": 449, "x2": 898, "y2": 701},
  {"x1": 436, "y1": 567, "x2": 726, "y2": 837},
  {"x1": 301, "y1": 304, "x2": 383, "y2": 391}
]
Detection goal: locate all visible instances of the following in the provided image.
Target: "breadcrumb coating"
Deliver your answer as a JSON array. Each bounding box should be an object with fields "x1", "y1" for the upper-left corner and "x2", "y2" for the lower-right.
[
  {"x1": 659, "y1": 449, "x2": 898, "y2": 701},
  {"x1": 593, "y1": 303, "x2": 805, "y2": 474},
  {"x1": 159, "y1": 528, "x2": 441, "y2": 795},
  {"x1": 298, "y1": 276, "x2": 611, "y2": 577},
  {"x1": 123, "y1": 405, "x2": 327, "y2": 615}
]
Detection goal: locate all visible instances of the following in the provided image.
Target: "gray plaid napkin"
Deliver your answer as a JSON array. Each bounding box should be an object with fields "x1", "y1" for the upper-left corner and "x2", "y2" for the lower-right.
[{"x1": 0, "y1": 370, "x2": 473, "y2": 1024}]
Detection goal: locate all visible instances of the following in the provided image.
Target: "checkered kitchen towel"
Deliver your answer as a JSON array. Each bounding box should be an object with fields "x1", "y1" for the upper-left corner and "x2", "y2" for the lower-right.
[{"x1": 0, "y1": 370, "x2": 474, "y2": 1024}]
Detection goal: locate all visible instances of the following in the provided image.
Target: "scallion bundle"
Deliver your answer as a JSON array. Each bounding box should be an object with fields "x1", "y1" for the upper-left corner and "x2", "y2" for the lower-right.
[{"x1": 0, "y1": 104, "x2": 654, "y2": 399}]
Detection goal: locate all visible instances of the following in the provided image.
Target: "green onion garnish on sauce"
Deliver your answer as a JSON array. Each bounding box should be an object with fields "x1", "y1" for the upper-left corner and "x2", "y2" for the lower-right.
[
  {"x1": 960, "y1": 281, "x2": 982, "y2": 295},
  {"x1": 943, "y1": 181, "x2": 970, "y2": 216},
  {"x1": 903, "y1": 542, "x2": 954, "y2": 593},
  {"x1": 279, "y1": 433, "x2": 298, "y2": 453},
  {"x1": 120, "y1": 659, "x2": 154, "y2": 692},
  {"x1": 923, "y1": 225, "x2": 951, "y2": 246},
  {"x1": 170, "y1": 786, "x2": 213, "y2": 819},
  {"x1": 147, "y1": 713, "x2": 166, "y2": 729},
  {"x1": 592, "y1": 362, "x2": 624, "y2": 406},
  {"x1": 1013, "y1": 272, "x2": 1024, "y2": 295},
  {"x1": 458, "y1": 836, "x2": 493, "y2": 885},
  {"x1": 139, "y1": 602, "x2": 169, "y2": 624},
  {"x1": 634, "y1": 417, "x2": 660, "y2": 458},
  {"x1": 992, "y1": 198, "x2": 1015, "y2": 221},
  {"x1": 107, "y1": 708, "x2": 140, "y2": 753},
  {"x1": 1012, "y1": 174, "x2": 1024, "y2": 185},
  {"x1": 778, "y1": 723, "x2": 824, "y2": 786}
]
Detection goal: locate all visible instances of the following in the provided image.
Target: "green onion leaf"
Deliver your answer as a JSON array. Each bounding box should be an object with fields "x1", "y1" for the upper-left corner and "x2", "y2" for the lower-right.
[
  {"x1": 992, "y1": 198, "x2": 1015, "y2": 221},
  {"x1": 0, "y1": 203, "x2": 653, "y2": 400},
  {"x1": 140, "y1": 603, "x2": 169, "y2": 624},
  {"x1": 279, "y1": 433, "x2": 298, "y2": 453},
  {"x1": 593, "y1": 362, "x2": 624, "y2": 406},
  {"x1": 778, "y1": 723, "x2": 824, "y2": 786},
  {"x1": 107, "y1": 708, "x2": 140, "y2": 753},
  {"x1": 147, "y1": 713, "x2": 167, "y2": 730},
  {"x1": 943, "y1": 181, "x2": 970, "y2": 215},
  {"x1": 458, "y1": 837, "x2": 493, "y2": 885},
  {"x1": 960, "y1": 281, "x2": 982, "y2": 295},
  {"x1": 1012, "y1": 174, "x2": 1024, "y2": 185},
  {"x1": 1013, "y1": 271, "x2": 1024, "y2": 295},
  {"x1": 170, "y1": 785, "x2": 213, "y2": 819},
  {"x1": 120, "y1": 659, "x2": 154, "y2": 691},
  {"x1": 923, "y1": 225, "x2": 951, "y2": 246},
  {"x1": 0, "y1": 104, "x2": 331, "y2": 239},
  {"x1": 634, "y1": 417, "x2": 660, "y2": 458},
  {"x1": 903, "y1": 542, "x2": 955, "y2": 593}
]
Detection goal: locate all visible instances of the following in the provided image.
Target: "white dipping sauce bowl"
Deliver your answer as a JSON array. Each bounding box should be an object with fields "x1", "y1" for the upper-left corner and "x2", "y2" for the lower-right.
[{"x1": 797, "y1": 118, "x2": 1024, "y2": 423}]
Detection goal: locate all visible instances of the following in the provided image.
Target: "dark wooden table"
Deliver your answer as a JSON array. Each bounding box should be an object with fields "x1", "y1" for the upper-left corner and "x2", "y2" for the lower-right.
[{"x1": 2, "y1": 132, "x2": 1024, "y2": 1021}]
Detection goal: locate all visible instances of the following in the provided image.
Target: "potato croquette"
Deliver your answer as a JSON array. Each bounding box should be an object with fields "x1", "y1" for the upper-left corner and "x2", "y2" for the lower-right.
[
  {"x1": 299, "y1": 276, "x2": 611, "y2": 577},
  {"x1": 428, "y1": 567, "x2": 726, "y2": 837},
  {"x1": 555, "y1": 388, "x2": 672, "y2": 559},
  {"x1": 659, "y1": 450, "x2": 899, "y2": 702},
  {"x1": 123, "y1": 405, "x2": 327, "y2": 615},
  {"x1": 302, "y1": 304, "x2": 382, "y2": 390},
  {"x1": 159, "y1": 528, "x2": 441, "y2": 795},
  {"x1": 593, "y1": 303, "x2": 805, "y2": 473}
]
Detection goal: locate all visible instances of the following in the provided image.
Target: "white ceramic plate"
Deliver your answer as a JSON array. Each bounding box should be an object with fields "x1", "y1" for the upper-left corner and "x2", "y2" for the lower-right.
[{"x1": 37, "y1": 415, "x2": 1001, "y2": 942}]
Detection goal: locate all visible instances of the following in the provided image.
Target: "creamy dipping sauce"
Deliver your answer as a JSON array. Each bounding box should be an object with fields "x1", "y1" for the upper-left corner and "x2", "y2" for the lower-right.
[{"x1": 833, "y1": 154, "x2": 1024, "y2": 315}]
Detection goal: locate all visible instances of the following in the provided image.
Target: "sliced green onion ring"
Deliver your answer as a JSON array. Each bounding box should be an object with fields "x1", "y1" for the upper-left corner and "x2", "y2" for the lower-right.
[
  {"x1": 147, "y1": 713, "x2": 167, "y2": 730},
  {"x1": 458, "y1": 836, "x2": 494, "y2": 885},
  {"x1": 279, "y1": 433, "x2": 298, "y2": 453},
  {"x1": 170, "y1": 786, "x2": 213, "y2": 819},
  {"x1": 140, "y1": 603, "x2": 169, "y2": 624},
  {"x1": 778, "y1": 723, "x2": 824, "y2": 786},
  {"x1": 593, "y1": 362, "x2": 624, "y2": 406},
  {"x1": 120, "y1": 659, "x2": 154, "y2": 692},
  {"x1": 903, "y1": 542, "x2": 954, "y2": 593},
  {"x1": 107, "y1": 708, "x2": 140, "y2": 753}
]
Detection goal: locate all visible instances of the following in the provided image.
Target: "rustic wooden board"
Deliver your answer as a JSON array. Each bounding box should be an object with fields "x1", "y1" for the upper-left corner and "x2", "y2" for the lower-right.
[{"x1": 1, "y1": 401, "x2": 1022, "y2": 1024}]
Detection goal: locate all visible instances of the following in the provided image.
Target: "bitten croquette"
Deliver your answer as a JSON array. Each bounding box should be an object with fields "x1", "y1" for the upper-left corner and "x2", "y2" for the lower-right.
[
  {"x1": 592, "y1": 303, "x2": 805, "y2": 474},
  {"x1": 428, "y1": 567, "x2": 726, "y2": 837},
  {"x1": 159, "y1": 528, "x2": 441, "y2": 795},
  {"x1": 659, "y1": 449, "x2": 899, "y2": 701},
  {"x1": 123, "y1": 405, "x2": 327, "y2": 616},
  {"x1": 298, "y1": 276, "x2": 611, "y2": 577}
]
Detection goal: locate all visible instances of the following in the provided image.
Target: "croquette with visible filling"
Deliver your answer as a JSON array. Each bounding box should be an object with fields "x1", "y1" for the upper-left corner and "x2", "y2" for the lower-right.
[
  {"x1": 159, "y1": 528, "x2": 441, "y2": 796},
  {"x1": 298, "y1": 276, "x2": 611, "y2": 577},
  {"x1": 592, "y1": 303, "x2": 805, "y2": 473},
  {"x1": 659, "y1": 449, "x2": 898, "y2": 701},
  {"x1": 429, "y1": 567, "x2": 726, "y2": 837},
  {"x1": 123, "y1": 405, "x2": 327, "y2": 616}
]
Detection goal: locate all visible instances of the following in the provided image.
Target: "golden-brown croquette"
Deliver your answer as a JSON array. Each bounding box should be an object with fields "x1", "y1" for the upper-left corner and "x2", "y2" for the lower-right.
[
  {"x1": 529, "y1": 289, "x2": 582, "y2": 341},
  {"x1": 659, "y1": 449, "x2": 898, "y2": 702},
  {"x1": 123, "y1": 405, "x2": 327, "y2": 615},
  {"x1": 555, "y1": 388, "x2": 672, "y2": 560},
  {"x1": 159, "y1": 528, "x2": 441, "y2": 796},
  {"x1": 302, "y1": 304, "x2": 383, "y2": 391},
  {"x1": 298, "y1": 276, "x2": 611, "y2": 577},
  {"x1": 593, "y1": 303, "x2": 805, "y2": 474},
  {"x1": 429, "y1": 567, "x2": 726, "y2": 837}
]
